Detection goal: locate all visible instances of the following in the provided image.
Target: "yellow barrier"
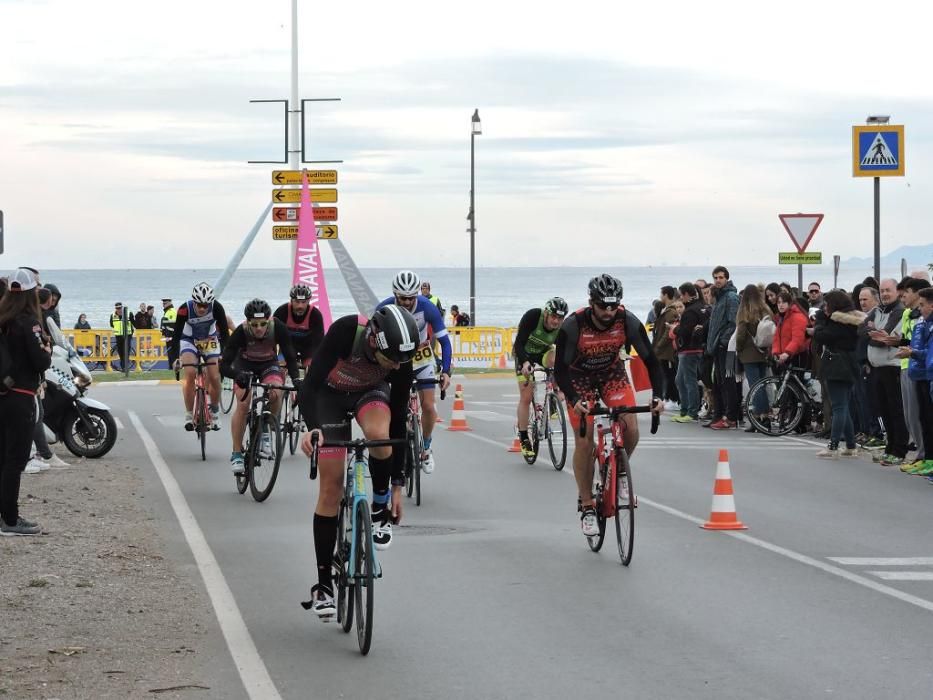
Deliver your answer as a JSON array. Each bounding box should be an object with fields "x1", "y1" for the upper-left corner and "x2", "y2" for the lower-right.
[
  {"x1": 69, "y1": 326, "x2": 520, "y2": 372},
  {"x1": 64, "y1": 329, "x2": 169, "y2": 372}
]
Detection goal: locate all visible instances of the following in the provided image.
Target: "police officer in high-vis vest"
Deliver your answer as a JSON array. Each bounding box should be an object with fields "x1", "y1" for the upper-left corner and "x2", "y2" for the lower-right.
[
  {"x1": 109, "y1": 302, "x2": 135, "y2": 371},
  {"x1": 160, "y1": 298, "x2": 178, "y2": 367}
]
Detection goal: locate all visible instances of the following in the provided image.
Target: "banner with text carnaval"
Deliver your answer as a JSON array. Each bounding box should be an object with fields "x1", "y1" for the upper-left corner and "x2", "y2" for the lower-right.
[{"x1": 292, "y1": 170, "x2": 333, "y2": 329}]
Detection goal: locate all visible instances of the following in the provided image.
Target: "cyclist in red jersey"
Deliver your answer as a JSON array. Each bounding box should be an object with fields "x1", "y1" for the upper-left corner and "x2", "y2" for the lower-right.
[
  {"x1": 273, "y1": 284, "x2": 324, "y2": 370},
  {"x1": 554, "y1": 274, "x2": 664, "y2": 537}
]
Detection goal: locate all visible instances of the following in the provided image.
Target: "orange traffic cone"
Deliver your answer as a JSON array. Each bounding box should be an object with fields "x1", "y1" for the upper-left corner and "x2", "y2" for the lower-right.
[
  {"x1": 701, "y1": 449, "x2": 747, "y2": 530},
  {"x1": 446, "y1": 384, "x2": 472, "y2": 431},
  {"x1": 508, "y1": 434, "x2": 522, "y2": 452}
]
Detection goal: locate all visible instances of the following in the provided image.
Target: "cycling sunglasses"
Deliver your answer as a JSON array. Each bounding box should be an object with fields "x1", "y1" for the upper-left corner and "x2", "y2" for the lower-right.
[
  {"x1": 248, "y1": 319, "x2": 270, "y2": 328},
  {"x1": 593, "y1": 300, "x2": 620, "y2": 311}
]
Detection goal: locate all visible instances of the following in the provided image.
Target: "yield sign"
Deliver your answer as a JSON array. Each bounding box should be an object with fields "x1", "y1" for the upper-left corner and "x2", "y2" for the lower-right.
[{"x1": 778, "y1": 213, "x2": 823, "y2": 253}]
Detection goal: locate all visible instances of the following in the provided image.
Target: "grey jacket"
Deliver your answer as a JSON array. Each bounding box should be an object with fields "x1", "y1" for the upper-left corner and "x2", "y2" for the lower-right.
[
  {"x1": 861, "y1": 301, "x2": 904, "y2": 368},
  {"x1": 705, "y1": 280, "x2": 739, "y2": 355}
]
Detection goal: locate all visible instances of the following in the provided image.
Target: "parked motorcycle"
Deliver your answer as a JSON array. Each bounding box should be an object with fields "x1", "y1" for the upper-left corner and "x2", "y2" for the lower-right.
[{"x1": 43, "y1": 346, "x2": 117, "y2": 458}]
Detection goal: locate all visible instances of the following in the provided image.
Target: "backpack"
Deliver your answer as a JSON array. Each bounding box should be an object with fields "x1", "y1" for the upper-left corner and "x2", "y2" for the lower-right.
[
  {"x1": 0, "y1": 325, "x2": 14, "y2": 390},
  {"x1": 755, "y1": 317, "x2": 776, "y2": 350}
]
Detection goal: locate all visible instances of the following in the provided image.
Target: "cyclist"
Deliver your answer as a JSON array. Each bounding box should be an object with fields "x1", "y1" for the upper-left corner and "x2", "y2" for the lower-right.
[
  {"x1": 220, "y1": 299, "x2": 299, "y2": 475},
  {"x1": 376, "y1": 270, "x2": 452, "y2": 474},
  {"x1": 514, "y1": 297, "x2": 568, "y2": 457},
  {"x1": 299, "y1": 306, "x2": 418, "y2": 619},
  {"x1": 169, "y1": 282, "x2": 231, "y2": 431},
  {"x1": 273, "y1": 284, "x2": 325, "y2": 370},
  {"x1": 554, "y1": 274, "x2": 664, "y2": 537}
]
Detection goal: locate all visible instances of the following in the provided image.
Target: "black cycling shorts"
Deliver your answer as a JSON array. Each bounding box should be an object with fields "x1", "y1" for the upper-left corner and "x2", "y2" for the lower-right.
[
  {"x1": 313, "y1": 382, "x2": 391, "y2": 443},
  {"x1": 233, "y1": 358, "x2": 284, "y2": 384}
]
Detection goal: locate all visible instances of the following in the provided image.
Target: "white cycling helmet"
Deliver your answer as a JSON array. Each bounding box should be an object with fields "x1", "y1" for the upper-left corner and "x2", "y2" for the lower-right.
[
  {"x1": 191, "y1": 282, "x2": 215, "y2": 305},
  {"x1": 392, "y1": 270, "x2": 421, "y2": 297}
]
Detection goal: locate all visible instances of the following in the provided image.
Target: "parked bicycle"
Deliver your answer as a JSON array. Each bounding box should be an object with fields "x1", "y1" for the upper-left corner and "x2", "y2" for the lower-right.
[
  {"x1": 580, "y1": 402, "x2": 659, "y2": 565},
  {"x1": 521, "y1": 365, "x2": 567, "y2": 469},
  {"x1": 175, "y1": 358, "x2": 214, "y2": 461},
  {"x1": 744, "y1": 363, "x2": 823, "y2": 436},
  {"x1": 404, "y1": 378, "x2": 446, "y2": 506},
  {"x1": 234, "y1": 379, "x2": 296, "y2": 502},
  {"x1": 306, "y1": 435, "x2": 405, "y2": 655}
]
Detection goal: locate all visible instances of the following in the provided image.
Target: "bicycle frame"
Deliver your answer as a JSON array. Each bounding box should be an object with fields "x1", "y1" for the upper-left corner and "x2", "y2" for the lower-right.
[{"x1": 345, "y1": 445, "x2": 383, "y2": 581}]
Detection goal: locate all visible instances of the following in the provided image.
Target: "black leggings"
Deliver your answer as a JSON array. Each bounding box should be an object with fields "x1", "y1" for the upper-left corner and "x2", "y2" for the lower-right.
[{"x1": 0, "y1": 392, "x2": 38, "y2": 526}]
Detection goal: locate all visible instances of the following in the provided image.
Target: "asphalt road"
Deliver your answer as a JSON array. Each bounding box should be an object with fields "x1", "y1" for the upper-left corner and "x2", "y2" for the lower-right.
[{"x1": 95, "y1": 378, "x2": 933, "y2": 700}]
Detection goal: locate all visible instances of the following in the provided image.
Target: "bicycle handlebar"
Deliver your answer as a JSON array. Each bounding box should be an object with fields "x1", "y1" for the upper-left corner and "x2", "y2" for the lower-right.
[
  {"x1": 578, "y1": 404, "x2": 660, "y2": 438},
  {"x1": 308, "y1": 435, "x2": 406, "y2": 481},
  {"x1": 412, "y1": 377, "x2": 447, "y2": 401}
]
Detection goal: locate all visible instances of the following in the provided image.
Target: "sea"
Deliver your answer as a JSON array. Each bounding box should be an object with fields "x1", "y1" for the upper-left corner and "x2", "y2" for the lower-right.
[{"x1": 42, "y1": 264, "x2": 909, "y2": 330}]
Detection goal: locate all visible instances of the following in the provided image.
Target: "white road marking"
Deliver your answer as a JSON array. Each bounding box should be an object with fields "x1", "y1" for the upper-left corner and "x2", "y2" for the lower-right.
[
  {"x1": 464, "y1": 410, "x2": 512, "y2": 422},
  {"x1": 868, "y1": 572, "x2": 933, "y2": 581},
  {"x1": 128, "y1": 412, "x2": 282, "y2": 700},
  {"x1": 452, "y1": 429, "x2": 933, "y2": 614},
  {"x1": 114, "y1": 416, "x2": 125, "y2": 431},
  {"x1": 156, "y1": 416, "x2": 185, "y2": 428},
  {"x1": 829, "y1": 557, "x2": 933, "y2": 566}
]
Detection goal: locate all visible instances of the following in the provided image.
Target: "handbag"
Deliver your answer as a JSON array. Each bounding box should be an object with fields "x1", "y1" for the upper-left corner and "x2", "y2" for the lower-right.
[{"x1": 754, "y1": 318, "x2": 775, "y2": 350}]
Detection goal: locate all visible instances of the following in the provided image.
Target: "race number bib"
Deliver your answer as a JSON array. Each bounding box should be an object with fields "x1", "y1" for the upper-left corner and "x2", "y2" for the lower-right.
[
  {"x1": 195, "y1": 337, "x2": 219, "y2": 353},
  {"x1": 412, "y1": 345, "x2": 434, "y2": 369}
]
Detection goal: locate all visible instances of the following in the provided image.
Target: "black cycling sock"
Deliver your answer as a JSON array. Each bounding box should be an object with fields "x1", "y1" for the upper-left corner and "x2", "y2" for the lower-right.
[
  {"x1": 368, "y1": 455, "x2": 391, "y2": 494},
  {"x1": 518, "y1": 429, "x2": 529, "y2": 440},
  {"x1": 313, "y1": 513, "x2": 338, "y2": 589}
]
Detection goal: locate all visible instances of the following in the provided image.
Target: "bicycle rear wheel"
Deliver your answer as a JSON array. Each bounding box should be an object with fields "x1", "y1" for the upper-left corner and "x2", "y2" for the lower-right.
[
  {"x1": 405, "y1": 428, "x2": 416, "y2": 498},
  {"x1": 353, "y1": 500, "x2": 375, "y2": 655},
  {"x1": 586, "y1": 458, "x2": 607, "y2": 552},
  {"x1": 614, "y1": 449, "x2": 635, "y2": 566},
  {"x1": 221, "y1": 377, "x2": 235, "y2": 414},
  {"x1": 287, "y1": 393, "x2": 301, "y2": 456},
  {"x1": 336, "y1": 499, "x2": 353, "y2": 633},
  {"x1": 747, "y1": 376, "x2": 805, "y2": 436},
  {"x1": 410, "y1": 413, "x2": 423, "y2": 506},
  {"x1": 545, "y1": 393, "x2": 567, "y2": 470},
  {"x1": 250, "y1": 414, "x2": 282, "y2": 502}
]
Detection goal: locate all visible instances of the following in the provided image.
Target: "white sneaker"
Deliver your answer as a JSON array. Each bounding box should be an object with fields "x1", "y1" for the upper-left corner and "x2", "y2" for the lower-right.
[
  {"x1": 24, "y1": 459, "x2": 46, "y2": 474},
  {"x1": 580, "y1": 507, "x2": 599, "y2": 537},
  {"x1": 46, "y1": 454, "x2": 69, "y2": 468},
  {"x1": 664, "y1": 400, "x2": 679, "y2": 411},
  {"x1": 44, "y1": 425, "x2": 58, "y2": 445},
  {"x1": 309, "y1": 584, "x2": 335, "y2": 621},
  {"x1": 210, "y1": 407, "x2": 221, "y2": 431},
  {"x1": 372, "y1": 508, "x2": 393, "y2": 550},
  {"x1": 260, "y1": 433, "x2": 273, "y2": 459},
  {"x1": 184, "y1": 412, "x2": 194, "y2": 431},
  {"x1": 421, "y1": 448, "x2": 435, "y2": 474}
]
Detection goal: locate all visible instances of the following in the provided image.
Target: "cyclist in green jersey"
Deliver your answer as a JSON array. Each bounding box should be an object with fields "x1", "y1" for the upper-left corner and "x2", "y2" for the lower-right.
[{"x1": 514, "y1": 297, "x2": 568, "y2": 457}]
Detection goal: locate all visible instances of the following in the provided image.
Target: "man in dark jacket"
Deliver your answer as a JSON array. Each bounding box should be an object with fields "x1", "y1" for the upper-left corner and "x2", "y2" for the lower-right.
[
  {"x1": 652, "y1": 286, "x2": 680, "y2": 405},
  {"x1": 705, "y1": 266, "x2": 740, "y2": 429},
  {"x1": 673, "y1": 282, "x2": 708, "y2": 422}
]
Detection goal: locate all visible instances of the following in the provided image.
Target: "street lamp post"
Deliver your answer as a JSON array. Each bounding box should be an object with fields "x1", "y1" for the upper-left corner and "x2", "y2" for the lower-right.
[{"x1": 469, "y1": 108, "x2": 481, "y2": 326}]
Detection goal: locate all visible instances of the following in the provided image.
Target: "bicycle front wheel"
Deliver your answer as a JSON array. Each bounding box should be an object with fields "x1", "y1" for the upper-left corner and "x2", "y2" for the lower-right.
[
  {"x1": 221, "y1": 377, "x2": 235, "y2": 414},
  {"x1": 194, "y1": 388, "x2": 208, "y2": 462},
  {"x1": 614, "y1": 449, "x2": 635, "y2": 566},
  {"x1": 747, "y1": 376, "x2": 805, "y2": 436},
  {"x1": 545, "y1": 393, "x2": 567, "y2": 470},
  {"x1": 410, "y1": 414, "x2": 423, "y2": 506},
  {"x1": 353, "y1": 500, "x2": 375, "y2": 655},
  {"x1": 587, "y1": 458, "x2": 607, "y2": 552},
  {"x1": 287, "y1": 394, "x2": 301, "y2": 456},
  {"x1": 523, "y1": 409, "x2": 540, "y2": 465},
  {"x1": 249, "y1": 414, "x2": 282, "y2": 502},
  {"x1": 336, "y1": 500, "x2": 353, "y2": 634}
]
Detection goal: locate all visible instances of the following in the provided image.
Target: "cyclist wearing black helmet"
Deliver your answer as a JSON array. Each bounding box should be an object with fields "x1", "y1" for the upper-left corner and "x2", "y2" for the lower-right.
[
  {"x1": 298, "y1": 306, "x2": 418, "y2": 620},
  {"x1": 554, "y1": 274, "x2": 664, "y2": 538},
  {"x1": 513, "y1": 297, "x2": 568, "y2": 457},
  {"x1": 220, "y1": 298, "x2": 299, "y2": 475},
  {"x1": 273, "y1": 284, "x2": 325, "y2": 369}
]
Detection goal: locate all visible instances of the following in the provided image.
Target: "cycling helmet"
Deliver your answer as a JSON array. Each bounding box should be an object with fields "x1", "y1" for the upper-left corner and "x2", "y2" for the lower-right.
[
  {"x1": 191, "y1": 282, "x2": 215, "y2": 305},
  {"x1": 370, "y1": 305, "x2": 418, "y2": 363},
  {"x1": 392, "y1": 270, "x2": 421, "y2": 297},
  {"x1": 244, "y1": 298, "x2": 272, "y2": 319},
  {"x1": 290, "y1": 284, "x2": 312, "y2": 300},
  {"x1": 588, "y1": 274, "x2": 623, "y2": 304},
  {"x1": 543, "y1": 297, "x2": 568, "y2": 317}
]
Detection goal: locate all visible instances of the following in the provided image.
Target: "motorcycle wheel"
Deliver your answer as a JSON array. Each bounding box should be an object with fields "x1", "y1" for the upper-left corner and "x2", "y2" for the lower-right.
[{"x1": 62, "y1": 407, "x2": 118, "y2": 458}]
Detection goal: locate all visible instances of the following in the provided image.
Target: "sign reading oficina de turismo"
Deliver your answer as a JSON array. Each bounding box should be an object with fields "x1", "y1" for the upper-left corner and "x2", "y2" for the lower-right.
[{"x1": 852, "y1": 125, "x2": 905, "y2": 177}]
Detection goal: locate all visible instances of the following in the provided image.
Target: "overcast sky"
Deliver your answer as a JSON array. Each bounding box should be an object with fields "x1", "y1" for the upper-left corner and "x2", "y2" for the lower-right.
[{"x1": 1, "y1": 0, "x2": 931, "y2": 269}]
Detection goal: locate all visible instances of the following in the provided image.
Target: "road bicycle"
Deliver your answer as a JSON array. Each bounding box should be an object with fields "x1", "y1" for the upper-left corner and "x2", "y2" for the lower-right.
[
  {"x1": 521, "y1": 365, "x2": 567, "y2": 469},
  {"x1": 307, "y1": 435, "x2": 405, "y2": 655},
  {"x1": 279, "y1": 369, "x2": 306, "y2": 456},
  {"x1": 176, "y1": 358, "x2": 214, "y2": 461},
  {"x1": 580, "y1": 402, "x2": 659, "y2": 565},
  {"x1": 220, "y1": 377, "x2": 236, "y2": 414},
  {"x1": 404, "y1": 378, "x2": 446, "y2": 506},
  {"x1": 744, "y1": 363, "x2": 823, "y2": 436},
  {"x1": 235, "y1": 378, "x2": 296, "y2": 502}
]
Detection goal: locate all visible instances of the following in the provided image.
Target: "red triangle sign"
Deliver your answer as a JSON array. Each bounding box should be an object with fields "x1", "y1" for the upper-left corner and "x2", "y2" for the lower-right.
[{"x1": 779, "y1": 213, "x2": 823, "y2": 253}]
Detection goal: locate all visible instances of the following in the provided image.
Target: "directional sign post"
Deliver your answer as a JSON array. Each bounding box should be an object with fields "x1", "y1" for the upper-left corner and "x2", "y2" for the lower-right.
[
  {"x1": 273, "y1": 206, "x2": 337, "y2": 222},
  {"x1": 779, "y1": 213, "x2": 824, "y2": 293},
  {"x1": 272, "y1": 188, "x2": 337, "y2": 204},
  {"x1": 273, "y1": 225, "x2": 338, "y2": 241},
  {"x1": 853, "y1": 122, "x2": 905, "y2": 281},
  {"x1": 272, "y1": 170, "x2": 338, "y2": 185}
]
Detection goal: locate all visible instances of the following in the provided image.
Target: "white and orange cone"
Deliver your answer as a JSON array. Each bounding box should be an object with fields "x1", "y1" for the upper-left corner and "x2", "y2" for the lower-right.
[
  {"x1": 446, "y1": 384, "x2": 472, "y2": 431},
  {"x1": 701, "y1": 449, "x2": 747, "y2": 530}
]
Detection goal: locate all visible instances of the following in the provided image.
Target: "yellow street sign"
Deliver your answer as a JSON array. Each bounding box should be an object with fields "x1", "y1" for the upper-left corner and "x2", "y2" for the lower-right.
[
  {"x1": 272, "y1": 188, "x2": 338, "y2": 203},
  {"x1": 272, "y1": 225, "x2": 339, "y2": 240},
  {"x1": 272, "y1": 170, "x2": 338, "y2": 185},
  {"x1": 779, "y1": 252, "x2": 822, "y2": 264}
]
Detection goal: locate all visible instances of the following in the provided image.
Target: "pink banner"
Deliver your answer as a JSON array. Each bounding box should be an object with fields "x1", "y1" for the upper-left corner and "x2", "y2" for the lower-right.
[{"x1": 292, "y1": 169, "x2": 333, "y2": 329}]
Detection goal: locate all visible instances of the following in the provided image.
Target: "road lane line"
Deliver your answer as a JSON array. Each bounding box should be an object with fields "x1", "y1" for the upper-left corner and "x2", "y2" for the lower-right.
[
  {"x1": 830, "y1": 557, "x2": 933, "y2": 566},
  {"x1": 114, "y1": 416, "x2": 125, "y2": 431},
  {"x1": 454, "y1": 430, "x2": 933, "y2": 614},
  {"x1": 128, "y1": 411, "x2": 283, "y2": 700},
  {"x1": 868, "y1": 572, "x2": 933, "y2": 581}
]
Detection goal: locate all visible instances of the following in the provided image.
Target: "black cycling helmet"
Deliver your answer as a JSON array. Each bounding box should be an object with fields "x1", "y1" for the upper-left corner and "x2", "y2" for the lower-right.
[
  {"x1": 290, "y1": 284, "x2": 311, "y2": 300},
  {"x1": 370, "y1": 305, "x2": 419, "y2": 363},
  {"x1": 543, "y1": 296, "x2": 568, "y2": 317},
  {"x1": 588, "y1": 274, "x2": 623, "y2": 304},
  {"x1": 244, "y1": 298, "x2": 272, "y2": 319}
]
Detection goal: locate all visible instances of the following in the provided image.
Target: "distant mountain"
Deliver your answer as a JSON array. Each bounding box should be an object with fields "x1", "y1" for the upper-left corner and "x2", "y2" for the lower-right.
[{"x1": 844, "y1": 243, "x2": 933, "y2": 268}]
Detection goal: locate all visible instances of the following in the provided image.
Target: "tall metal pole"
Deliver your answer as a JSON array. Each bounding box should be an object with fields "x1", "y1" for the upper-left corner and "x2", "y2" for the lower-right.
[
  {"x1": 873, "y1": 176, "x2": 881, "y2": 281},
  {"x1": 290, "y1": 0, "x2": 300, "y2": 261},
  {"x1": 797, "y1": 264, "x2": 803, "y2": 296},
  {"x1": 470, "y1": 131, "x2": 476, "y2": 326}
]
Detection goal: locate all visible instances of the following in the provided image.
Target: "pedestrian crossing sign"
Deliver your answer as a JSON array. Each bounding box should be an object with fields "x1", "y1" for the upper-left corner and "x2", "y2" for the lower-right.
[{"x1": 852, "y1": 125, "x2": 904, "y2": 177}]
